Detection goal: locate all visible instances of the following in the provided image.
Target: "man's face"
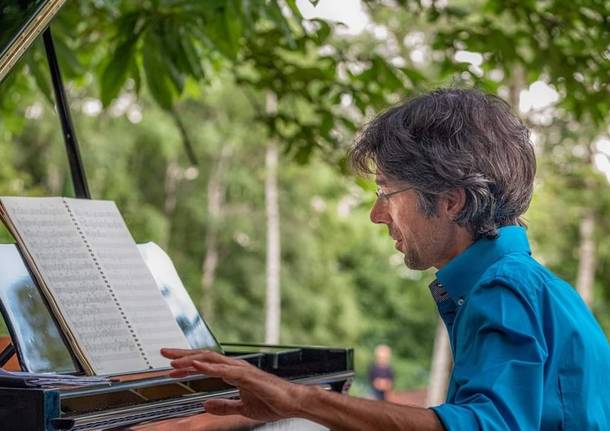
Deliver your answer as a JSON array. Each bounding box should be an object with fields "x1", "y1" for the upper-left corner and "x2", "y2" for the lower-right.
[
  {"x1": 370, "y1": 175, "x2": 458, "y2": 270},
  {"x1": 375, "y1": 345, "x2": 391, "y2": 366}
]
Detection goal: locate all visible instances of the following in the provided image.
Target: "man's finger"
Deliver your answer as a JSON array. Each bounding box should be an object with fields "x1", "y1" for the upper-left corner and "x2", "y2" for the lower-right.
[
  {"x1": 167, "y1": 361, "x2": 252, "y2": 390},
  {"x1": 189, "y1": 361, "x2": 252, "y2": 387},
  {"x1": 204, "y1": 399, "x2": 245, "y2": 416},
  {"x1": 160, "y1": 348, "x2": 201, "y2": 359},
  {"x1": 168, "y1": 368, "x2": 205, "y2": 378},
  {"x1": 161, "y1": 348, "x2": 227, "y2": 362},
  {"x1": 168, "y1": 350, "x2": 237, "y2": 368},
  {"x1": 169, "y1": 360, "x2": 233, "y2": 377}
]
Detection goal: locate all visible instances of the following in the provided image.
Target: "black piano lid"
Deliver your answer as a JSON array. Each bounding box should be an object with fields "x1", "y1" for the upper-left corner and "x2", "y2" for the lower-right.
[{"x1": 0, "y1": 0, "x2": 67, "y2": 83}]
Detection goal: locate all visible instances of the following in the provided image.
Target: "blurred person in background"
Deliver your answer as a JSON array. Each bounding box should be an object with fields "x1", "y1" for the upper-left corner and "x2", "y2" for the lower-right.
[{"x1": 368, "y1": 344, "x2": 395, "y2": 401}]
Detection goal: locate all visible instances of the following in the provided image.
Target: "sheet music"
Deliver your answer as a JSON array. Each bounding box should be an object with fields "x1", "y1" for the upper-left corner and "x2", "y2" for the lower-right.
[
  {"x1": 0, "y1": 197, "x2": 148, "y2": 375},
  {"x1": 66, "y1": 198, "x2": 190, "y2": 368}
]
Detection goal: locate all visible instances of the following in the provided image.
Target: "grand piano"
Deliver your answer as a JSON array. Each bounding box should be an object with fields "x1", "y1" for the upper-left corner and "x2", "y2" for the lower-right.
[{"x1": 0, "y1": 1, "x2": 354, "y2": 430}]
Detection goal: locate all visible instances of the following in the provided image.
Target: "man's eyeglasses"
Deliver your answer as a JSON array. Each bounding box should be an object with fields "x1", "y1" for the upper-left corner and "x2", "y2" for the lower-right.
[{"x1": 375, "y1": 187, "x2": 412, "y2": 201}]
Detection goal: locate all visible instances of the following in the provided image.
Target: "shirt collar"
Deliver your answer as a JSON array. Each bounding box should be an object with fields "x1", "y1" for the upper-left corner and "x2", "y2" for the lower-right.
[{"x1": 435, "y1": 225, "x2": 531, "y2": 303}]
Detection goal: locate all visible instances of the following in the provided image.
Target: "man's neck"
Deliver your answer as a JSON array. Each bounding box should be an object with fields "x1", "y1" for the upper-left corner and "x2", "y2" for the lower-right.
[{"x1": 434, "y1": 227, "x2": 474, "y2": 270}]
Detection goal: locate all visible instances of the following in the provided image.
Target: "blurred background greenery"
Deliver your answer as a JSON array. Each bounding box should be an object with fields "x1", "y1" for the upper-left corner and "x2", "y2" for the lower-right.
[{"x1": 0, "y1": 0, "x2": 609, "y2": 396}]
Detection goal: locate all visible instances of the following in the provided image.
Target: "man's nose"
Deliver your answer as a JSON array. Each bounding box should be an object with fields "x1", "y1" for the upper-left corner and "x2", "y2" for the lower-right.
[{"x1": 370, "y1": 199, "x2": 390, "y2": 224}]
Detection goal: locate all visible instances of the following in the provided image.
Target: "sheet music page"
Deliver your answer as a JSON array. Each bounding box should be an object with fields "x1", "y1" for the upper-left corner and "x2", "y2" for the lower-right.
[
  {"x1": 65, "y1": 198, "x2": 190, "y2": 368},
  {"x1": 0, "y1": 197, "x2": 148, "y2": 375}
]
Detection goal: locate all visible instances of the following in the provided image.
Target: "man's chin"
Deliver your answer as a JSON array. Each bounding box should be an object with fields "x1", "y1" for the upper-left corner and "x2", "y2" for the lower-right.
[{"x1": 403, "y1": 255, "x2": 430, "y2": 271}]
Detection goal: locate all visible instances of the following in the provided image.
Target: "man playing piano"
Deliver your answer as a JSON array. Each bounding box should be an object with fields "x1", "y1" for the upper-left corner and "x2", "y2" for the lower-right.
[{"x1": 162, "y1": 89, "x2": 610, "y2": 430}]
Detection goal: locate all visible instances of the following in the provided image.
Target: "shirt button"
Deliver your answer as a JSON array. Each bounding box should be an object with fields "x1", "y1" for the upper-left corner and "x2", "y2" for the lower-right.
[{"x1": 457, "y1": 298, "x2": 465, "y2": 306}]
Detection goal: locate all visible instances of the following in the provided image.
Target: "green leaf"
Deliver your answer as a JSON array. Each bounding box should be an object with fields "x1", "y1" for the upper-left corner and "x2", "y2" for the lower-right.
[
  {"x1": 224, "y1": 0, "x2": 243, "y2": 51},
  {"x1": 294, "y1": 142, "x2": 315, "y2": 164},
  {"x1": 156, "y1": 25, "x2": 186, "y2": 93},
  {"x1": 26, "y1": 54, "x2": 53, "y2": 105},
  {"x1": 266, "y1": 1, "x2": 295, "y2": 46},
  {"x1": 179, "y1": 34, "x2": 205, "y2": 79},
  {"x1": 284, "y1": 0, "x2": 304, "y2": 19},
  {"x1": 313, "y1": 19, "x2": 332, "y2": 43},
  {"x1": 53, "y1": 36, "x2": 84, "y2": 78},
  {"x1": 100, "y1": 37, "x2": 137, "y2": 107},
  {"x1": 166, "y1": 60, "x2": 185, "y2": 94},
  {"x1": 401, "y1": 67, "x2": 426, "y2": 86},
  {"x1": 203, "y1": 1, "x2": 242, "y2": 60},
  {"x1": 143, "y1": 34, "x2": 175, "y2": 110},
  {"x1": 161, "y1": 29, "x2": 193, "y2": 78},
  {"x1": 130, "y1": 60, "x2": 142, "y2": 95}
]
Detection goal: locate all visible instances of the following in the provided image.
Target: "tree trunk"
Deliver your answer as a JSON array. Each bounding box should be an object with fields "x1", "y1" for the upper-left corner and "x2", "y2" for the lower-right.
[
  {"x1": 426, "y1": 318, "x2": 453, "y2": 407},
  {"x1": 575, "y1": 142, "x2": 597, "y2": 308},
  {"x1": 170, "y1": 109, "x2": 199, "y2": 166},
  {"x1": 200, "y1": 145, "x2": 231, "y2": 322},
  {"x1": 47, "y1": 164, "x2": 64, "y2": 195},
  {"x1": 264, "y1": 92, "x2": 281, "y2": 345},
  {"x1": 162, "y1": 159, "x2": 181, "y2": 249},
  {"x1": 508, "y1": 65, "x2": 525, "y2": 111},
  {"x1": 576, "y1": 207, "x2": 596, "y2": 307}
]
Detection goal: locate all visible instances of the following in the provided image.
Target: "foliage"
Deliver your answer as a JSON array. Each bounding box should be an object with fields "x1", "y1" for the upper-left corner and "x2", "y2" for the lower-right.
[{"x1": 2, "y1": 0, "x2": 424, "y2": 167}]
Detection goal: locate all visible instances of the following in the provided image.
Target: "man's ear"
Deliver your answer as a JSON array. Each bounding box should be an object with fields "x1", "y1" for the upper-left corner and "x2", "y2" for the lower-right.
[{"x1": 440, "y1": 188, "x2": 466, "y2": 221}]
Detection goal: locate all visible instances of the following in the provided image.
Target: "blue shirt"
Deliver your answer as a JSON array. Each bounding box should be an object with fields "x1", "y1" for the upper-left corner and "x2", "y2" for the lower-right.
[{"x1": 430, "y1": 226, "x2": 610, "y2": 430}]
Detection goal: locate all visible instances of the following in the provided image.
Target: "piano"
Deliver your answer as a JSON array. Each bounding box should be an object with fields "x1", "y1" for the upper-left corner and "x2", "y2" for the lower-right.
[{"x1": 0, "y1": 1, "x2": 354, "y2": 430}]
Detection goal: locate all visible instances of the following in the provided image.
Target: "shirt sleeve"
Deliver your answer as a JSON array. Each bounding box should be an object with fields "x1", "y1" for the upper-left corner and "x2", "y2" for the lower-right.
[{"x1": 431, "y1": 277, "x2": 548, "y2": 431}]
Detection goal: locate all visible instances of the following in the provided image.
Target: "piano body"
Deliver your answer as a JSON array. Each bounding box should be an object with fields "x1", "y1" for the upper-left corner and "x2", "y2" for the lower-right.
[{"x1": 0, "y1": 1, "x2": 354, "y2": 429}]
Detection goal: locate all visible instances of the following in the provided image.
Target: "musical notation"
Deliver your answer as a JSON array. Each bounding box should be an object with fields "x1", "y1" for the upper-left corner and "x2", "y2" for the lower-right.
[
  {"x1": 0, "y1": 197, "x2": 189, "y2": 375},
  {"x1": 68, "y1": 198, "x2": 190, "y2": 369}
]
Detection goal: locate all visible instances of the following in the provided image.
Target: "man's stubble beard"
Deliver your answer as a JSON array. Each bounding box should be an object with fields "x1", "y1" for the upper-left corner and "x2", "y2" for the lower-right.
[
  {"x1": 402, "y1": 247, "x2": 430, "y2": 271},
  {"x1": 402, "y1": 231, "x2": 445, "y2": 271}
]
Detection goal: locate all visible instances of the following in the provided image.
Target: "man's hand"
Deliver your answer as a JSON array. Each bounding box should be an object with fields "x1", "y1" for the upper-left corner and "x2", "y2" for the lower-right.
[
  {"x1": 160, "y1": 348, "x2": 309, "y2": 422},
  {"x1": 373, "y1": 377, "x2": 393, "y2": 392},
  {"x1": 161, "y1": 348, "x2": 444, "y2": 431}
]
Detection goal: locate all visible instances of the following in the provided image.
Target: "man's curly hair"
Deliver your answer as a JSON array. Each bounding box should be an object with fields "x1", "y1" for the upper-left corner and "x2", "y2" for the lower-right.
[{"x1": 349, "y1": 88, "x2": 536, "y2": 240}]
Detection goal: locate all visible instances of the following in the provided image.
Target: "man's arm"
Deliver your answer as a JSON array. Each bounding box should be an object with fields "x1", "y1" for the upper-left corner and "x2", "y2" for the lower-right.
[
  {"x1": 298, "y1": 384, "x2": 442, "y2": 431},
  {"x1": 161, "y1": 348, "x2": 444, "y2": 431},
  {"x1": 372, "y1": 376, "x2": 393, "y2": 392},
  {"x1": 431, "y1": 279, "x2": 547, "y2": 430}
]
